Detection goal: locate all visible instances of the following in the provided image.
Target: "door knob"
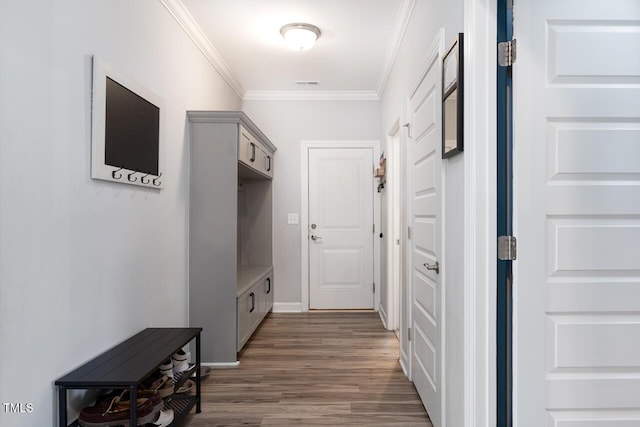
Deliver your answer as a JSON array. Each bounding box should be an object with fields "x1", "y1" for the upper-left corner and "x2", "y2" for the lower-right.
[
  {"x1": 311, "y1": 235, "x2": 322, "y2": 241},
  {"x1": 423, "y1": 261, "x2": 439, "y2": 274}
]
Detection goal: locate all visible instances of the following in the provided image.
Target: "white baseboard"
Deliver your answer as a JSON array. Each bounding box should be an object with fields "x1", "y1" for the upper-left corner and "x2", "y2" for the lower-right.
[
  {"x1": 273, "y1": 302, "x2": 302, "y2": 313},
  {"x1": 399, "y1": 351, "x2": 409, "y2": 379},
  {"x1": 378, "y1": 305, "x2": 389, "y2": 329},
  {"x1": 201, "y1": 361, "x2": 240, "y2": 369}
]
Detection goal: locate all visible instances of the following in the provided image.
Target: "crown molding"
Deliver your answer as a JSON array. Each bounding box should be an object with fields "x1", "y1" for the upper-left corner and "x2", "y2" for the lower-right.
[
  {"x1": 159, "y1": 0, "x2": 244, "y2": 98},
  {"x1": 243, "y1": 90, "x2": 380, "y2": 102},
  {"x1": 376, "y1": 0, "x2": 417, "y2": 98}
]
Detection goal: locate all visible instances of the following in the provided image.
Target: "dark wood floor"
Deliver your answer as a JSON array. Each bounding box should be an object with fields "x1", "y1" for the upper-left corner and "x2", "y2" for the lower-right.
[{"x1": 185, "y1": 311, "x2": 432, "y2": 426}]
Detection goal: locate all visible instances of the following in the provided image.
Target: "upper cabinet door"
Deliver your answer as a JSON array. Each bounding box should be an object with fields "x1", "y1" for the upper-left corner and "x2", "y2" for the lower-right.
[
  {"x1": 238, "y1": 126, "x2": 257, "y2": 167},
  {"x1": 238, "y1": 125, "x2": 274, "y2": 179},
  {"x1": 260, "y1": 146, "x2": 273, "y2": 178}
]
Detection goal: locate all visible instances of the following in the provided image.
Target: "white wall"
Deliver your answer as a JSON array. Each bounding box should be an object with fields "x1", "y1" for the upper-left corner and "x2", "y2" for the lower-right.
[
  {"x1": 379, "y1": 0, "x2": 464, "y2": 425},
  {"x1": 0, "y1": 1, "x2": 240, "y2": 425},
  {"x1": 242, "y1": 100, "x2": 381, "y2": 308}
]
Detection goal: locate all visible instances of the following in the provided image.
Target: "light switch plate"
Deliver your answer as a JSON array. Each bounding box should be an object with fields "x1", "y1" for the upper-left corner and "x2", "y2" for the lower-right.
[{"x1": 287, "y1": 213, "x2": 299, "y2": 225}]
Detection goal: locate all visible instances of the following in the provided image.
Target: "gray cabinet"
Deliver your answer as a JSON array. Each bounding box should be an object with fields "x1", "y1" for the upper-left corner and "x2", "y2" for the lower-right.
[
  {"x1": 188, "y1": 111, "x2": 276, "y2": 364},
  {"x1": 236, "y1": 267, "x2": 273, "y2": 351}
]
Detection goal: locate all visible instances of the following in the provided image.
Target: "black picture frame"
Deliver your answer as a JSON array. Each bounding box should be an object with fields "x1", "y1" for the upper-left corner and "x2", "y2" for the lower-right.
[{"x1": 442, "y1": 33, "x2": 464, "y2": 159}]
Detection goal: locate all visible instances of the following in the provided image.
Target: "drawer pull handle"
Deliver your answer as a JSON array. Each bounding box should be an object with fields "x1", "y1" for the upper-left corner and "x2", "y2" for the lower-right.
[
  {"x1": 250, "y1": 143, "x2": 256, "y2": 163},
  {"x1": 249, "y1": 292, "x2": 255, "y2": 312},
  {"x1": 266, "y1": 278, "x2": 271, "y2": 294}
]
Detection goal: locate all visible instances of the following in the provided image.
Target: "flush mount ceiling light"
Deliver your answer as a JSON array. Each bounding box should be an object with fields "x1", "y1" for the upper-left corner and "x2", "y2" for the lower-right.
[{"x1": 280, "y1": 23, "x2": 321, "y2": 51}]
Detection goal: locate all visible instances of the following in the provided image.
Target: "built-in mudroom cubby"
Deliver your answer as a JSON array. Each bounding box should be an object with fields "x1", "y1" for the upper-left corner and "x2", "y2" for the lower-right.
[{"x1": 188, "y1": 111, "x2": 276, "y2": 364}]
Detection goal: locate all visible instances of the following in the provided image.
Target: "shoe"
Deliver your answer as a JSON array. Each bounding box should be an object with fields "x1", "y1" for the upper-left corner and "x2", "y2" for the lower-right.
[
  {"x1": 191, "y1": 365, "x2": 210, "y2": 381},
  {"x1": 152, "y1": 409, "x2": 174, "y2": 427},
  {"x1": 142, "y1": 374, "x2": 174, "y2": 399},
  {"x1": 96, "y1": 389, "x2": 163, "y2": 415},
  {"x1": 159, "y1": 359, "x2": 174, "y2": 379},
  {"x1": 172, "y1": 349, "x2": 190, "y2": 374},
  {"x1": 175, "y1": 379, "x2": 194, "y2": 394},
  {"x1": 78, "y1": 395, "x2": 154, "y2": 426}
]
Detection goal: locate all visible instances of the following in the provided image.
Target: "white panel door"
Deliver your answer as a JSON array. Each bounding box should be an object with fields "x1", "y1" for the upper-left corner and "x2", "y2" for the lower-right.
[
  {"x1": 514, "y1": 1, "x2": 640, "y2": 425},
  {"x1": 308, "y1": 148, "x2": 374, "y2": 309},
  {"x1": 408, "y1": 43, "x2": 443, "y2": 427}
]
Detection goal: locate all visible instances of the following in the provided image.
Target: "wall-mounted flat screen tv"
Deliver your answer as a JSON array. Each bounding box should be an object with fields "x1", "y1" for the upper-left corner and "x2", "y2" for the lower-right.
[{"x1": 91, "y1": 57, "x2": 164, "y2": 188}]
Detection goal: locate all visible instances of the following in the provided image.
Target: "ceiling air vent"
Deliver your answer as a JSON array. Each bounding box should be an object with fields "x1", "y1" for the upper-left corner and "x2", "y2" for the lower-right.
[{"x1": 295, "y1": 81, "x2": 320, "y2": 86}]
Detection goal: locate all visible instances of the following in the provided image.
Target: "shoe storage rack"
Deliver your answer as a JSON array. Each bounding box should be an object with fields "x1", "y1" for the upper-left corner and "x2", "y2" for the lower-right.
[{"x1": 55, "y1": 328, "x2": 202, "y2": 426}]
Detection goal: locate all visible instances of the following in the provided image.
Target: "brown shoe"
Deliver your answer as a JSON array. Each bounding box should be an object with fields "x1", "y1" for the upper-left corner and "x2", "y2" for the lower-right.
[{"x1": 78, "y1": 395, "x2": 154, "y2": 426}]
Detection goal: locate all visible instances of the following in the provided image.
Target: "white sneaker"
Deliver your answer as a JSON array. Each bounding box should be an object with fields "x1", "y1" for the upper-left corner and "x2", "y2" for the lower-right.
[
  {"x1": 159, "y1": 359, "x2": 174, "y2": 379},
  {"x1": 153, "y1": 409, "x2": 174, "y2": 427},
  {"x1": 172, "y1": 349, "x2": 190, "y2": 374}
]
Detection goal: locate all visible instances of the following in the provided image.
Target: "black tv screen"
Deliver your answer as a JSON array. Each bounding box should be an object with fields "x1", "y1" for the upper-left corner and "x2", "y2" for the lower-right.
[{"x1": 104, "y1": 77, "x2": 160, "y2": 175}]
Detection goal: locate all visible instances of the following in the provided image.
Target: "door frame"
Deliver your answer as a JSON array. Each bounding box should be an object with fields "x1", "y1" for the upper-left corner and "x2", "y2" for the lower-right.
[
  {"x1": 496, "y1": 0, "x2": 514, "y2": 425},
  {"x1": 386, "y1": 119, "x2": 403, "y2": 333},
  {"x1": 462, "y1": 0, "x2": 498, "y2": 425},
  {"x1": 300, "y1": 140, "x2": 381, "y2": 312}
]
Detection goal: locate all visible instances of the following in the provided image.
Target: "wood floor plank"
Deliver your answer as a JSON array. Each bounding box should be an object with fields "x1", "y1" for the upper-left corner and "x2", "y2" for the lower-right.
[{"x1": 184, "y1": 312, "x2": 432, "y2": 427}]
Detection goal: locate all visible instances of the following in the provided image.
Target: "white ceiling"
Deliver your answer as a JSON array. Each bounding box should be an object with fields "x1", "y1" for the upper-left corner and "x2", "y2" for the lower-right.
[{"x1": 171, "y1": 0, "x2": 412, "y2": 100}]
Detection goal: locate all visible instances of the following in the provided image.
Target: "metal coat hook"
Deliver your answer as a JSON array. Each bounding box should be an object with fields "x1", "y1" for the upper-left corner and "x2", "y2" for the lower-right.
[
  {"x1": 152, "y1": 173, "x2": 162, "y2": 187},
  {"x1": 140, "y1": 173, "x2": 150, "y2": 185},
  {"x1": 127, "y1": 171, "x2": 138, "y2": 182},
  {"x1": 112, "y1": 167, "x2": 123, "y2": 180}
]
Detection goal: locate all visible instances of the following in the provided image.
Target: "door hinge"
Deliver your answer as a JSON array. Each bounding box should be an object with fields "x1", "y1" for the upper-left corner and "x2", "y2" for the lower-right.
[
  {"x1": 407, "y1": 327, "x2": 412, "y2": 341},
  {"x1": 498, "y1": 39, "x2": 517, "y2": 67},
  {"x1": 373, "y1": 282, "x2": 375, "y2": 293},
  {"x1": 373, "y1": 224, "x2": 375, "y2": 234},
  {"x1": 407, "y1": 226, "x2": 412, "y2": 240},
  {"x1": 498, "y1": 235, "x2": 517, "y2": 260}
]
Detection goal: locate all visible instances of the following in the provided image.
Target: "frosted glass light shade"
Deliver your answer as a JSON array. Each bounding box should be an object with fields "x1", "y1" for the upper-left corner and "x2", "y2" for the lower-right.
[{"x1": 280, "y1": 23, "x2": 321, "y2": 51}]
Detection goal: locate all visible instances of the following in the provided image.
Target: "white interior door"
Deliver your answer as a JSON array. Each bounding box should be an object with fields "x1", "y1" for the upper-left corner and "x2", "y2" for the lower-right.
[
  {"x1": 514, "y1": 1, "x2": 640, "y2": 425},
  {"x1": 308, "y1": 148, "x2": 374, "y2": 309},
  {"x1": 408, "y1": 40, "x2": 443, "y2": 427}
]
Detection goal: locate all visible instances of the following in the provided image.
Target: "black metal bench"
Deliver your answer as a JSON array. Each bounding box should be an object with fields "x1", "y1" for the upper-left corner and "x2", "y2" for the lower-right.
[{"x1": 55, "y1": 328, "x2": 202, "y2": 426}]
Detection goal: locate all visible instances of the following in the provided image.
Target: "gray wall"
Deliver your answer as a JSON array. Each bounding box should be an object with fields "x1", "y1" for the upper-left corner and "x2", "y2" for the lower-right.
[
  {"x1": 0, "y1": 1, "x2": 240, "y2": 425},
  {"x1": 242, "y1": 100, "x2": 381, "y2": 307}
]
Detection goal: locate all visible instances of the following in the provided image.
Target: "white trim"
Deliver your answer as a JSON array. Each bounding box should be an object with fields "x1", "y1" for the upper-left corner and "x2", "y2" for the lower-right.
[
  {"x1": 399, "y1": 353, "x2": 409, "y2": 377},
  {"x1": 378, "y1": 304, "x2": 389, "y2": 329},
  {"x1": 385, "y1": 119, "x2": 402, "y2": 333},
  {"x1": 463, "y1": 0, "x2": 498, "y2": 426},
  {"x1": 377, "y1": 0, "x2": 417, "y2": 97},
  {"x1": 300, "y1": 140, "x2": 381, "y2": 312},
  {"x1": 272, "y1": 302, "x2": 303, "y2": 313},
  {"x1": 399, "y1": 93, "x2": 411, "y2": 379},
  {"x1": 202, "y1": 361, "x2": 240, "y2": 369},
  {"x1": 159, "y1": 0, "x2": 244, "y2": 98},
  {"x1": 243, "y1": 90, "x2": 379, "y2": 102}
]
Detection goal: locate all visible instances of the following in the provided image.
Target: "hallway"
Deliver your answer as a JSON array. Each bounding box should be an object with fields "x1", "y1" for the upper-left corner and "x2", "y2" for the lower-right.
[{"x1": 185, "y1": 312, "x2": 432, "y2": 426}]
